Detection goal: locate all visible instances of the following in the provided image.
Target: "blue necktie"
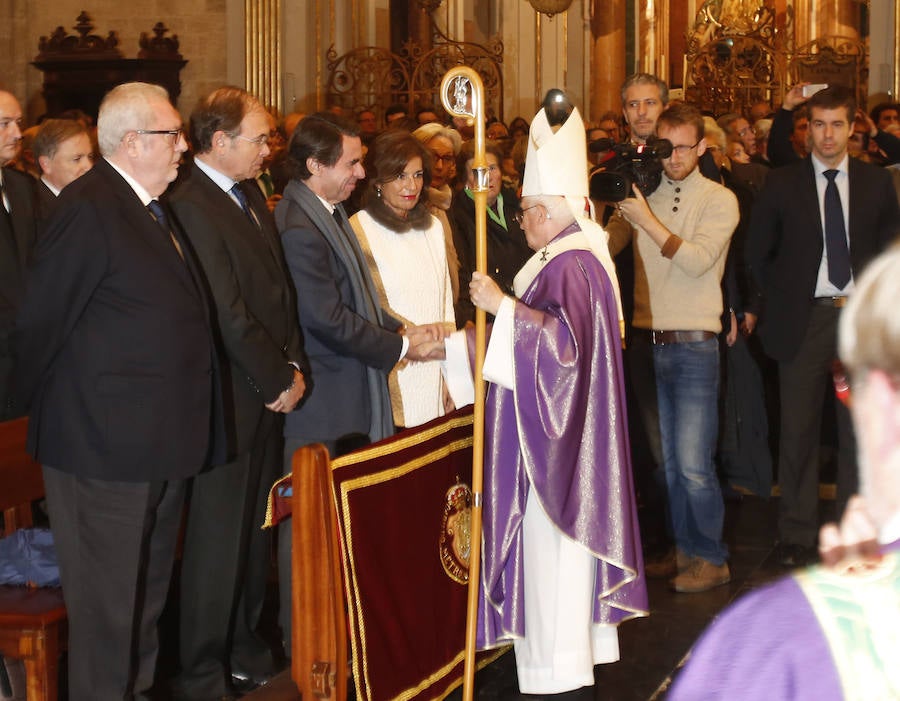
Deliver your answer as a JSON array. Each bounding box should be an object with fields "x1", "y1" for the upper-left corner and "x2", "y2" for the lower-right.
[
  {"x1": 147, "y1": 199, "x2": 170, "y2": 232},
  {"x1": 230, "y1": 184, "x2": 258, "y2": 228},
  {"x1": 147, "y1": 199, "x2": 183, "y2": 259},
  {"x1": 823, "y1": 169, "x2": 851, "y2": 290}
]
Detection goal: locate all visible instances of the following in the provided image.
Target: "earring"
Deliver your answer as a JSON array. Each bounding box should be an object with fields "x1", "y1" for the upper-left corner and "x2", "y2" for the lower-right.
[{"x1": 376, "y1": 188, "x2": 382, "y2": 198}]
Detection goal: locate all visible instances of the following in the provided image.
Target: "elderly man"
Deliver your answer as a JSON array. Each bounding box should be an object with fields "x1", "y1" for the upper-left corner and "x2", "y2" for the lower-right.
[
  {"x1": 15, "y1": 82, "x2": 223, "y2": 701},
  {"x1": 442, "y1": 100, "x2": 646, "y2": 696},
  {"x1": 167, "y1": 87, "x2": 309, "y2": 700},
  {"x1": 670, "y1": 242, "x2": 900, "y2": 700},
  {"x1": 32, "y1": 118, "x2": 94, "y2": 217},
  {"x1": 0, "y1": 90, "x2": 35, "y2": 420}
]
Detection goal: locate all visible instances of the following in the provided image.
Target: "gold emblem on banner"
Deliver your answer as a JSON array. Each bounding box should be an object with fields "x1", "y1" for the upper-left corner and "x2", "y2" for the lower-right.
[{"x1": 439, "y1": 479, "x2": 472, "y2": 584}]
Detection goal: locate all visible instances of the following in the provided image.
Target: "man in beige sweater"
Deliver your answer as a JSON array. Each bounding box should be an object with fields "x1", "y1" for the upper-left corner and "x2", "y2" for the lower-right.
[{"x1": 606, "y1": 103, "x2": 739, "y2": 593}]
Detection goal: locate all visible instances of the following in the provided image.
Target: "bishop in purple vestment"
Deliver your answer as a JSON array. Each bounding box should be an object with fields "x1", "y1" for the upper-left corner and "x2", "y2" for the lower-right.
[{"x1": 442, "y1": 98, "x2": 647, "y2": 694}]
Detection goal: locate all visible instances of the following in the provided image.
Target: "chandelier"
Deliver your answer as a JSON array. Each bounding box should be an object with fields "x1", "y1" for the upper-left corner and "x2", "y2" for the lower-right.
[{"x1": 526, "y1": 0, "x2": 574, "y2": 18}]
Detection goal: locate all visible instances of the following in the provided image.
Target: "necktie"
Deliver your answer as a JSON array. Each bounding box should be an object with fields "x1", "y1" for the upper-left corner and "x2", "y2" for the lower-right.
[
  {"x1": 823, "y1": 169, "x2": 851, "y2": 289},
  {"x1": 258, "y1": 171, "x2": 275, "y2": 198},
  {"x1": 0, "y1": 179, "x2": 8, "y2": 214},
  {"x1": 231, "y1": 184, "x2": 259, "y2": 228},
  {"x1": 147, "y1": 199, "x2": 184, "y2": 259}
]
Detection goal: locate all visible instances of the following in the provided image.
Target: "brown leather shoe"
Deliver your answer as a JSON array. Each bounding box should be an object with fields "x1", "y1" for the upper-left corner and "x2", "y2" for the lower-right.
[
  {"x1": 669, "y1": 557, "x2": 731, "y2": 593},
  {"x1": 644, "y1": 548, "x2": 692, "y2": 579}
]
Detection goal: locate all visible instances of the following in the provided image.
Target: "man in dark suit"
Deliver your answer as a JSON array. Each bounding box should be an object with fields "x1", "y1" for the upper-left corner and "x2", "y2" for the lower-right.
[
  {"x1": 32, "y1": 117, "x2": 95, "y2": 221},
  {"x1": 167, "y1": 87, "x2": 309, "y2": 701},
  {"x1": 273, "y1": 112, "x2": 439, "y2": 649},
  {"x1": 0, "y1": 90, "x2": 36, "y2": 420},
  {"x1": 747, "y1": 86, "x2": 900, "y2": 567},
  {"x1": 15, "y1": 82, "x2": 224, "y2": 701}
]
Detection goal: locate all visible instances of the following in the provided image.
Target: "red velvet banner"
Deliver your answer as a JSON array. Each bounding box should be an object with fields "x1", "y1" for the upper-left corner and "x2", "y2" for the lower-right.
[{"x1": 330, "y1": 408, "x2": 504, "y2": 701}]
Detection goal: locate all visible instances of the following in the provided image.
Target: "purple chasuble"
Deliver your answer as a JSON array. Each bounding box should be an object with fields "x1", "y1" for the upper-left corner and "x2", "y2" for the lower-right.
[
  {"x1": 474, "y1": 232, "x2": 648, "y2": 648},
  {"x1": 669, "y1": 539, "x2": 900, "y2": 700}
]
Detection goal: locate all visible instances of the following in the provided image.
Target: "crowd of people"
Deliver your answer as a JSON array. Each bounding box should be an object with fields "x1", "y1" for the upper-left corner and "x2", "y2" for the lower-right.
[{"x1": 0, "y1": 69, "x2": 899, "y2": 700}]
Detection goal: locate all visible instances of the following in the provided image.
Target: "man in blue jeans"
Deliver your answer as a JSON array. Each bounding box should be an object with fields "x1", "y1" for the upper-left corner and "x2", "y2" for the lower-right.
[{"x1": 606, "y1": 103, "x2": 739, "y2": 592}]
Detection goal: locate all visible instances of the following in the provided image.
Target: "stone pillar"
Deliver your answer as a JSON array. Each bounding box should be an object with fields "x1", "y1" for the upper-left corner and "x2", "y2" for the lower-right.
[
  {"x1": 794, "y1": 0, "x2": 860, "y2": 47},
  {"x1": 245, "y1": 0, "x2": 282, "y2": 114},
  {"x1": 589, "y1": 0, "x2": 626, "y2": 120}
]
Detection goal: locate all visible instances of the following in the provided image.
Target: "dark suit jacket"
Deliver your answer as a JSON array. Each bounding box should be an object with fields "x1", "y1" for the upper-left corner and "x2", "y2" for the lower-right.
[
  {"x1": 747, "y1": 156, "x2": 900, "y2": 361},
  {"x1": 167, "y1": 164, "x2": 309, "y2": 455},
  {"x1": 15, "y1": 158, "x2": 224, "y2": 481},
  {"x1": 34, "y1": 179, "x2": 59, "y2": 230},
  {"x1": 0, "y1": 167, "x2": 36, "y2": 419},
  {"x1": 276, "y1": 180, "x2": 402, "y2": 445}
]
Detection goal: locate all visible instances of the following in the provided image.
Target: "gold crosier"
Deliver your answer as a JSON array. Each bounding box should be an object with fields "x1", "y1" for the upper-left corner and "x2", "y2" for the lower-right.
[{"x1": 440, "y1": 66, "x2": 488, "y2": 701}]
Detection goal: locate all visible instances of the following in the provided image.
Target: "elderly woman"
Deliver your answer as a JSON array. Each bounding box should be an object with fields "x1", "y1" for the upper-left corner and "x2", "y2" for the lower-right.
[
  {"x1": 412, "y1": 123, "x2": 463, "y2": 308},
  {"x1": 448, "y1": 139, "x2": 531, "y2": 324},
  {"x1": 349, "y1": 129, "x2": 455, "y2": 429}
]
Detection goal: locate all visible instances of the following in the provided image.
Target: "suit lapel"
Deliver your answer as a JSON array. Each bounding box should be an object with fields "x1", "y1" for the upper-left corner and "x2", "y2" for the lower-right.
[
  {"x1": 98, "y1": 160, "x2": 200, "y2": 299},
  {"x1": 800, "y1": 158, "x2": 824, "y2": 252}
]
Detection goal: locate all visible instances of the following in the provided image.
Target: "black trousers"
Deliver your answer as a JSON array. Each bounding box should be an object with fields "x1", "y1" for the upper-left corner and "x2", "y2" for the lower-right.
[
  {"x1": 174, "y1": 410, "x2": 281, "y2": 698},
  {"x1": 43, "y1": 465, "x2": 185, "y2": 701},
  {"x1": 777, "y1": 304, "x2": 857, "y2": 547}
]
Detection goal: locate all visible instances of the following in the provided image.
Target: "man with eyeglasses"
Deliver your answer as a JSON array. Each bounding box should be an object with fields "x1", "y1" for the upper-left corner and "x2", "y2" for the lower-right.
[
  {"x1": 0, "y1": 90, "x2": 36, "y2": 420},
  {"x1": 15, "y1": 82, "x2": 225, "y2": 700},
  {"x1": 166, "y1": 86, "x2": 310, "y2": 700},
  {"x1": 606, "y1": 102, "x2": 739, "y2": 593}
]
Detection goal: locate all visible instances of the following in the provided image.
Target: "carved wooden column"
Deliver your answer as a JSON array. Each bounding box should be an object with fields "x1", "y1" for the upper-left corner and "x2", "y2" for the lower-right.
[
  {"x1": 589, "y1": 0, "x2": 626, "y2": 119},
  {"x1": 245, "y1": 0, "x2": 282, "y2": 114},
  {"x1": 793, "y1": 0, "x2": 860, "y2": 46}
]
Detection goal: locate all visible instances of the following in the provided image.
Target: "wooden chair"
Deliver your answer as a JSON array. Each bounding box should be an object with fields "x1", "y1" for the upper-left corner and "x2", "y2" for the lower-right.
[{"x1": 0, "y1": 417, "x2": 67, "y2": 701}]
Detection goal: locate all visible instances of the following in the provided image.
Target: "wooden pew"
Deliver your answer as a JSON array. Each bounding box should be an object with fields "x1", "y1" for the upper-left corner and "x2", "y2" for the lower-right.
[{"x1": 0, "y1": 418, "x2": 67, "y2": 701}]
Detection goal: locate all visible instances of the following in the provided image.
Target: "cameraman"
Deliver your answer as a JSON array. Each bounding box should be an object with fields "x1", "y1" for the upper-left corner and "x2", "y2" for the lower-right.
[{"x1": 606, "y1": 103, "x2": 739, "y2": 593}]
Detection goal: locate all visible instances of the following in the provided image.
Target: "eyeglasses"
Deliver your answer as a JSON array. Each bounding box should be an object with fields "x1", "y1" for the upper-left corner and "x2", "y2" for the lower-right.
[
  {"x1": 432, "y1": 154, "x2": 455, "y2": 164},
  {"x1": 669, "y1": 138, "x2": 703, "y2": 156},
  {"x1": 233, "y1": 133, "x2": 270, "y2": 147},
  {"x1": 136, "y1": 128, "x2": 184, "y2": 143},
  {"x1": 514, "y1": 204, "x2": 540, "y2": 225}
]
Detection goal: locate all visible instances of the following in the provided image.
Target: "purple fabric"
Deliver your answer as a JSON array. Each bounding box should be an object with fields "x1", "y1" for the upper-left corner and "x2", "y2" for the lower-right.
[
  {"x1": 474, "y1": 236, "x2": 648, "y2": 647},
  {"x1": 668, "y1": 576, "x2": 842, "y2": 700},
  {"x1": 670, "y1": 540, "x2": 900, "y2": 700}
]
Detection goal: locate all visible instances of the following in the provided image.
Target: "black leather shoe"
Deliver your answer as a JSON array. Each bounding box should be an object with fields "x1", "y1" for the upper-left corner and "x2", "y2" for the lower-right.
[
  {"x1": 777, "y1": 542, "x2": 818, "y2": 568},
  {"x1": 230, "y1": 670, "x2": 270, "y2": 694}
]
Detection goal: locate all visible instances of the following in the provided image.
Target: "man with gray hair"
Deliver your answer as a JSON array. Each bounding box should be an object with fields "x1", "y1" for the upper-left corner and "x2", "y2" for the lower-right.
[{"x1": 15, "y1": 82, "x2": 224, "y2": 700}]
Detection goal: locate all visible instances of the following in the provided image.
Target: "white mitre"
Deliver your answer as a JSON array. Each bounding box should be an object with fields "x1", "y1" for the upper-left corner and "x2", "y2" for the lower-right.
[{"x1": 521, "y1": 101, "x2": 624, "y2": 331}]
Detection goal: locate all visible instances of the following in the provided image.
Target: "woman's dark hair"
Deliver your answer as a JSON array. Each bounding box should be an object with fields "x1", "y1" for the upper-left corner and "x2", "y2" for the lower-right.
[
  {"x1": 286, "y1": 112, "x2": 360, "y2": 181},
  {"x1": 362, "y1": 128, "x2": 433, "y2": 232}
]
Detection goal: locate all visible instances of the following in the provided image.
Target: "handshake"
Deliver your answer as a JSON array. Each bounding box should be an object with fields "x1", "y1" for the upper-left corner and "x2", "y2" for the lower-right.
[{"x1": 402, "y1": 322, "x2": 454, "y2": 362}]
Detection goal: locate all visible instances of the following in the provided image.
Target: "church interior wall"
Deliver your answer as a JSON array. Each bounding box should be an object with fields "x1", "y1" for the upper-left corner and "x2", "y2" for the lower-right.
[{"x1": 0, "y1": 1, "x2": 896, "y2": 127}]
